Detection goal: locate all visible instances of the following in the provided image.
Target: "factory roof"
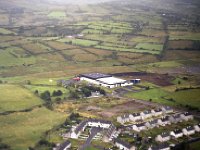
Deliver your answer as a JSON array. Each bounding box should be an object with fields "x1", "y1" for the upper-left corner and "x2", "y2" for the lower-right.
[
  {"x1": 80, "y1": 73, "x2": 111, "y2": 80},
  {"x1": 97, "y1": 76, "x2": 126, "y2": 85}
]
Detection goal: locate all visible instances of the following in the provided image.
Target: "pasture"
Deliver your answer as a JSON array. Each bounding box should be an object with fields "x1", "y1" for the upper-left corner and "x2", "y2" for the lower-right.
[
  {"x1": 48, "y1": 11, "x2": 66, "y2": 18},
  {"x1": 0, "y1": 107, "x2": 67, "y2": 150},
  {"x1": 0, "y1": 84, "x2": 43, "y2": 113}
]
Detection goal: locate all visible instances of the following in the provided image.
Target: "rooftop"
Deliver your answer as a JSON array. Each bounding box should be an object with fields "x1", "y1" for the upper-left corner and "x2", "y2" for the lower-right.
[
  {"x1": 80, "y1": 73, "x2": 111, "y2": 80},
  {"x1": 58, "y1": 140, "x2": 71, "y2": 150},
  {"x1": 97, "y1": 76, "x2": 126, "y2": 85},
  {"x1": 114, "y1": 138, "x2": 132, "y2": 149}
]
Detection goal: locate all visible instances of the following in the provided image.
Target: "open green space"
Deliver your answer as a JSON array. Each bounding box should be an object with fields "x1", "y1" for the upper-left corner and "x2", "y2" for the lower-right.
[
  {"x1": 0, "y1": 84, "x2": 43, "y2": 113},
  {"x1": 0, "y1": 107, "x2": 66, "y2": 150},
  {"x1": 0, "y1": 49, "x2": 36, "y2": 66},
  {"x1": 135, "y1": 43, "x2": 163, "y2": 51},
  {"x1": 58, "y1": 38, "x2": 99, "y2": 47},
  {"x1": 0, "y1": 28, "x2": 15, "y2": 35},
  {"x1": 165, "y1": 89, "x2": 200, "y2": 109},
  {"x1": 48, "y1": 11, "x2": 66, "y2": 18}
]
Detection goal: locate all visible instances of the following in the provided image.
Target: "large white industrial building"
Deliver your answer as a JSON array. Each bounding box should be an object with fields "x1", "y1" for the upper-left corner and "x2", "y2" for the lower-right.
[{"x1": 79, "y1": 73, "x2": 133, "y2": 88}]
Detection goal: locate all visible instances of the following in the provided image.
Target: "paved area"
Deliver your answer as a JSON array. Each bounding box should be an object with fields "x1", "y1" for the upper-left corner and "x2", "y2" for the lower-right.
[{"x1": 80, "y1": 127, "x2": 102, "y2": 150}]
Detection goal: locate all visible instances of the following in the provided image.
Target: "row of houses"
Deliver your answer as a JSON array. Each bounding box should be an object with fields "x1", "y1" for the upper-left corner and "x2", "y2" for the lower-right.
[
  {"x1": 117, "y1": 106, "x2": 173, "y2": 124},
  {"x1": 156, "y1": 124, "x2": 200, "y2": 142},
  {"x1": 132, "y1": 112, "x2": 193, "y2": 132},
  {"x1": 70, "y1": 118, "x2": 117, "y2": 142}
]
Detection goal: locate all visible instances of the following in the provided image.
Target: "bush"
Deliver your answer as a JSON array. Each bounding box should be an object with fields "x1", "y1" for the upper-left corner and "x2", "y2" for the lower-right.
[
  {"x1": 52, "y1": 90, "x2": 63, "y2": 97},
  {"x1": 40, "y1": 91, "x2": 51, "y2": 101}
]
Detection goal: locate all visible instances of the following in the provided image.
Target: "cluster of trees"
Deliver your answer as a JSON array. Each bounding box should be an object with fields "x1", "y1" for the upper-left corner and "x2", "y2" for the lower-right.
[
  {"x1": 69, "y1": 85, "x2": 106, "y2": 99},
  {"x1": 40, "y1": 91, "x2": 52, "y2": 109}
]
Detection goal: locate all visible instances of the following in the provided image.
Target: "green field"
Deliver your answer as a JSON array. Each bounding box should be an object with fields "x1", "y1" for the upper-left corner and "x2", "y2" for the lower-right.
[
  {"x1": 0, "y1": 28, "x2": 15, "y2": 35},
  {"x1": 126, "y1": 88, "x2": 172, "y2": 105},
  {"x1": 0, "y1": 107, "x2": 66, "y2": 150},
  {"x1": 165, "y1": 89, "x2": 200, "y2": 108},
  {"x1": 135, "y1": 43, "x2": 163, "y2": 51},
  {"x1": 48, "y1": 11, "x2": 66, "y2": 18},
  {"x1": 0, "y1": 84, "x2": 43, "y2": 112},
  {"x1": 58, "y1": 38, "x2": 99, "y2": 47}
]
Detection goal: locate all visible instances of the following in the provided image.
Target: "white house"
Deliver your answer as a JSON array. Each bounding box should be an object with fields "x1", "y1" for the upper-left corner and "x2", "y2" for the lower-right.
[
  {"x1": 117, "y1": 114, "x2": 130, "y2": 124},
  {"x1": 140, "y1": 110, "x2": 152, "y2": 120},
  {"x1": 70, "y1": 120, "x2": 88, "y2": 139},
  {"x1": 56, "y1": 141, "x2": 71, "y2": 150},
  {"x1": 132, "y1": 123, "x2": 147, "y2": 132},
  {"x1": 151, "y1": 108, "x2": 163, "y2": 117},
  {"x1": 155, "y1": 132, "x2": 171, "y2": 142},
  {"x1": 180, "y1": 112, "x2": 193, "y2": 121},
  {"x1": 159, "y1": 116, "x2": 171, "y2": 126},
  {"x1": 194, "y1": 124, "x2": 200, "y2": 132},
  {"x1": 114, "y1": 139, "x2": 136, "y2": 150},
  {"x1": 87, "y1": 119, "x2": 111, "y2": 128},
  {"x1": 103, "y1": 124, "x2": 117, "y2": 142},
  {"x1": 182, "y1": 126, "x2": 195, "y2": 136},
  {"x1": 169, "y1": 114, "x2": 182, "y2": 124},
  {"x1": 161, "y1": 106, "x2": 173, "y2": 114},
  {"x1": 145, "y1": 119, "x2": 159, "y2": 129},
  {"x1": 70, "y1": 119, "x2": 112, "y2": 139},
  {"x1": 129, "y1": 113, "x2": 141, "y2": 122},
  {"x1": 148, "y1": 144, "x2": 170, "y2": 150},
  {"x1": 170, "y1": 129, "x2": 183, "y2": 139}
]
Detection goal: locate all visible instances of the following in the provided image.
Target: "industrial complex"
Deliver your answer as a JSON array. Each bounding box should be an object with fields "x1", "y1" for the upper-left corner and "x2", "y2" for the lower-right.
[{"x1": 79, "y1": 73, "x2": 134, "y2": 88}]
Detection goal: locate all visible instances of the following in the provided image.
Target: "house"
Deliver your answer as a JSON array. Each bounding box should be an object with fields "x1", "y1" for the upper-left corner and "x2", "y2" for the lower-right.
[
  {"x1": 169, "y1": 114, "x2": 182, "y2": 123},
  {"x1": 130, "y1": 79, "x2": 141, "y2": 84},
  {"x1": 70, "y1": 119, "x2": 112, "y2": 139},
  {"x1": 155, "y1": 132, "x2": 171, "y2": 142},
  {"x1": 114, "y1": 139, "x2": 136, "y2": 150},
  {"x1": 151, "y1": 108, "x2": 163, "y2": 117},
  {"x1": 148, "y1": 143, "x2": 170, "y2": 150},
  {"x1": 70, "y1": 120, "x2": 87, "y2": 139},
  {"x1": 170, "y1": 129, "x2": 183, "y2": 139},
  {"x1": 182, "y1": 126, "x2": 195, "y2": 136},
  {"x1": 132, "y1": 123, "x2": 147, "y2": 132},
  {"x1": 87, "y1": 119, "x2": 112, "y2": 128},
  {"x1": 194, "y1": 124, "x2": 200, "y2": 132},
  {"x1": 117, "y1": 114, "x2": 130, "y2": 124},
  {"x1": 56, "y1": 140, "x2": 71, "y2": 150},
  {"x1": 146, "y1": 119, "x2": 159, "y2": 129},
  {"x1": 129, "y1": 113, "x2": 141, "y2": 122},
  {"x1": 180, "y1": 112, "x2": 193, "y2": 121},
  {"x1": 159, "y1": 116, "x2": 171, "y2": 126},
  {"x1": 103, "y1": 124, "x2": 117, "y2": 142},
  {"x1": 79, "y1": 73, "x2": 132, "y2": 88},
  {"x1": 140, "y1": 110, "x2": 152, "y2": 120},
  {"x1": 161, "y1": 106, "x2": 173, "y2": 114}
]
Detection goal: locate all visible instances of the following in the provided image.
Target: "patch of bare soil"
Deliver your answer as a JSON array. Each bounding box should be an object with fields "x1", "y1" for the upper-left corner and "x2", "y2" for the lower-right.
[
  {"x1": 97, "y1": 100, "x2": 152, "y2": 118},
  {"x1": 112, "y1": 72, "x2": 174, "y2": 86}
]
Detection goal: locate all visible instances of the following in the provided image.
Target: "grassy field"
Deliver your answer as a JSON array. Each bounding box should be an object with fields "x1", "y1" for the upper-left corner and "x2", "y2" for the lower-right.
[
  {"x1": 126, "y1": 88, "x2": 173, "y2": 106},
  {"x1": 48, "y1": 11, "x2": 66, "y2": 18},
  {"x1": 0, "y1": 28, "x2": 15, "y2": 35},
  {"x1": 58, "y1": 38, "x2": 99, "y2": 47},
  {"x1": 0, "y1": 107, "x2": 67, "y2": 150},
  {"x1": 165, "y1": 89, "x2": 200, "y2": 108},
  {"x1": 135, "y1": 43, "x2": 163, "y2": 51},
  {"x1": 0, "y1": 84, "x2": 43, "y2": 112},
  {"x1": 0, "y1": 49, "x2": 36, "y2": 66}
]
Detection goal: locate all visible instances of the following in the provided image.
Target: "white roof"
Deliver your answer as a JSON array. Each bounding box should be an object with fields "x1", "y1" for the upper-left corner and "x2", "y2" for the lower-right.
[{"x1": 97, "y1": 77, "x2": 126, "y2": 85}]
